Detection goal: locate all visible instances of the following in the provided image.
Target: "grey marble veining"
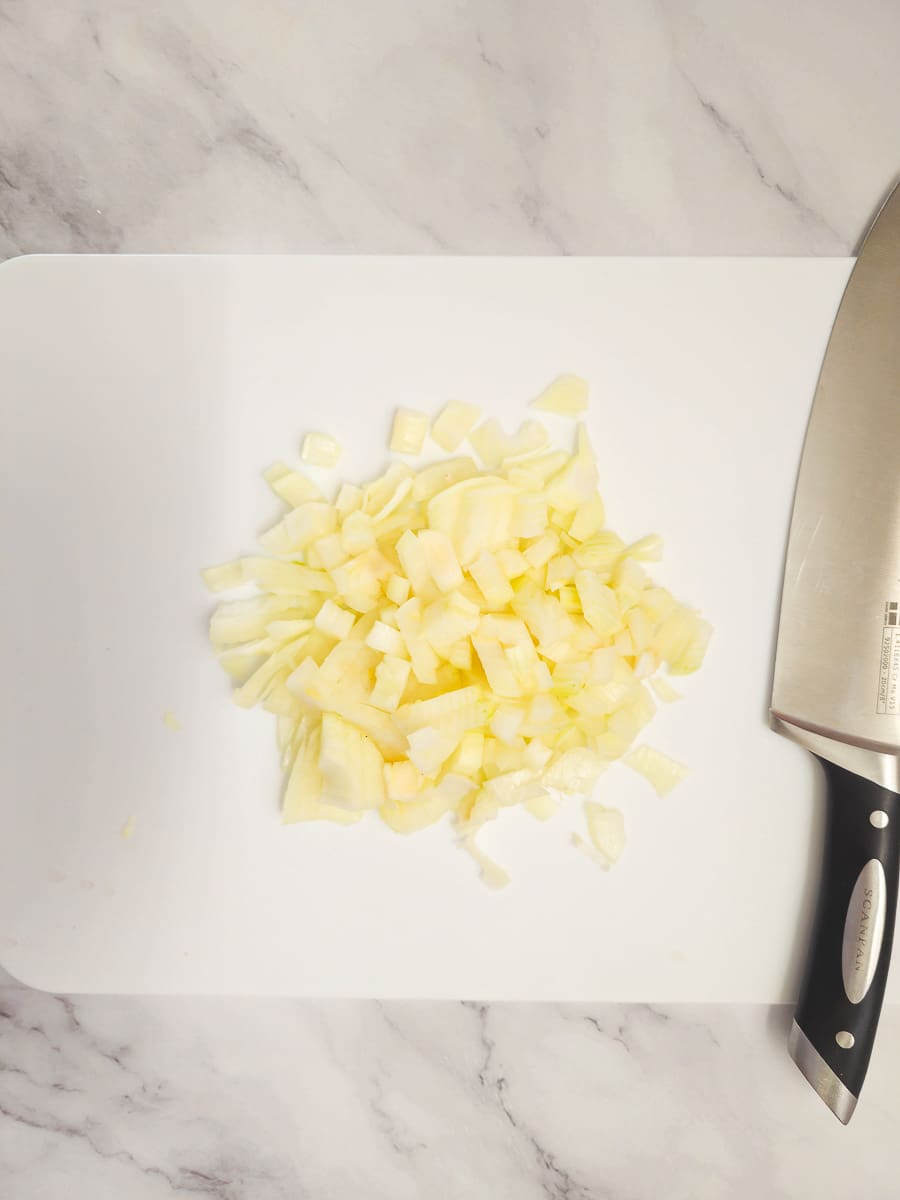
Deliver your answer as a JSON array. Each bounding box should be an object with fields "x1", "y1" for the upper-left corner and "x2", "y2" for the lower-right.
[
  {"x1": 3, "y1": 1, "x2": 900, "y2": 1197},
  {"x1": 0, "y1": 0, "x2": 899, "y2": 260},
  {"x1": 2, "y1": 991, "x2": 899, "y2": 1200}
]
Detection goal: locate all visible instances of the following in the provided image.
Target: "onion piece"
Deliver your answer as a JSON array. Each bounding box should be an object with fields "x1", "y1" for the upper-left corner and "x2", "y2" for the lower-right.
[
  {"x1": 624, "y1": 745, "x2": 689, "y2": 796},
  {"x1": 461, "y1": 836, "x2": 510, "y2": 889},
  {"x1": 390, "y1": 408, "x2": 429, "y2": 455},
  {"x1": 530, "y1": 374, "x2": 589, "y2": 416},
  {"x1": 431, "y1": 401, "x2": 482, "y2": 452},
  {"x1": 301, "y1": 432, "x2": 343, "y2": 468},
  {"x1": 584, "y1": 802, "x2": 626, "y2": 864}
]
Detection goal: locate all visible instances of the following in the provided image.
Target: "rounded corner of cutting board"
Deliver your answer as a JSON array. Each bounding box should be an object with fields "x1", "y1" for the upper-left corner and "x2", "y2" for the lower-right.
[
  {"x1": 0, "y1": 250, "x2": 54, "y2": 285},
  {"x1": 0, "y1": 950, "x2": 65, "y2": 996}
]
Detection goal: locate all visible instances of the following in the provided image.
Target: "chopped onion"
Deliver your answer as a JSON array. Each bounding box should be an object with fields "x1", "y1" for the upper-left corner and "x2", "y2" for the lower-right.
[
  {"x1": 650, "y1": 675, "x2": 683, "y2": 703},
  {"x1": 301, "y1": 431, "x2": 343, "y2": 468},
  {"x1": 204, "y1": 374, "x2": 710, "y2": 883},
  {"x1": 624, "y1": 745, "x2": 689, "y2": 796},
  {"x1": 461, "y1": 836, "x2": 510, "y2": 889},
  {"x1": 530, "y1": 374, "x2": 589, "y2": 416},
  {"x1": 201, "y1": 560, "x2": 243, "y2": 593},
  {"x1": 584, "y1": 802, "x2": 626, "y2": 864},
  {"x1": 265, "y1": 464, "x2": 322, "y2": 507},
  {"x1": 429, "y1": 401, "x2": 481, "y2": 452},
  {"x1": 390, "y1": 408, "x2": 429, "y2": 455}
]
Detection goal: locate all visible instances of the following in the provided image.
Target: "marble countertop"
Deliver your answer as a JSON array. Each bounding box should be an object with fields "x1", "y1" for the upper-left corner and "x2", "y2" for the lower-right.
[{"x1": 2, "y1": 2, "x2": 900, "y2": 1196}]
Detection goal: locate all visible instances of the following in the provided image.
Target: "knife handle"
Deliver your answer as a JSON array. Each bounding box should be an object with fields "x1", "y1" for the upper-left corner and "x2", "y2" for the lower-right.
[{"x1": 792, "y1": 756, "x2": 900, "y2": 1121}]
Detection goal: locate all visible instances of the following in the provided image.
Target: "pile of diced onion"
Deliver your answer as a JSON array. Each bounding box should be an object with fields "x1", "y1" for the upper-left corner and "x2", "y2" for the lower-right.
[{"x1": 203, "y1": 376, "x2": 710, "y2": 886}]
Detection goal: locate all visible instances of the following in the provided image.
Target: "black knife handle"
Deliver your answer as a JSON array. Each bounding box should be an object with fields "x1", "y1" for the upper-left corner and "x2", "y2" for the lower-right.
[{"x1": 793, "y1": 756, "x2": 900, "y2": 1118}]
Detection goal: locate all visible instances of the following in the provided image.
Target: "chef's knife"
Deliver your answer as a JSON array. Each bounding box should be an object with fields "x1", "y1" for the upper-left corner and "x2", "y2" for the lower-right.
[{"x1": 771, "y1": 178, "x2": 900, "y2": 1124}]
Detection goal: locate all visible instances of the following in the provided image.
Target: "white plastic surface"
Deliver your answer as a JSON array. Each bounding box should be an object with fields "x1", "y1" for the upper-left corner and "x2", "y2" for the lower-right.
[{"x1": 0, "y1": 253, "x2": 877, "y2": 1002}]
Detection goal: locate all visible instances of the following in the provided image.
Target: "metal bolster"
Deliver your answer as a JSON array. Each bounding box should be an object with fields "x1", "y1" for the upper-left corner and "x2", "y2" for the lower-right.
[{"x1": 770, "y1": 714, "x2": 900, "y2": 792}]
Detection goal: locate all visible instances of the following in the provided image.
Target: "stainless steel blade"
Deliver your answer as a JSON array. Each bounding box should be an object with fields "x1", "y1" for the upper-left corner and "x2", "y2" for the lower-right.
[{"x1": 771, "y1": 180, "x2": 900, "y2": 759}]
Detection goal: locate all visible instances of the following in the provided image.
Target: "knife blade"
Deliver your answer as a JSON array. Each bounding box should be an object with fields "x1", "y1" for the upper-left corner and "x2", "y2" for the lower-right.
[{"x1": 771, "y1": 178, "x2": 900, "y2": 1124}]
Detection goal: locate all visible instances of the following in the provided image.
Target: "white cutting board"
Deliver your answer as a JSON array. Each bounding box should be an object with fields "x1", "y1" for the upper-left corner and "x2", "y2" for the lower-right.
[{"x1": 1, "y1": 253, "x2": 885, "y2": 1003}]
